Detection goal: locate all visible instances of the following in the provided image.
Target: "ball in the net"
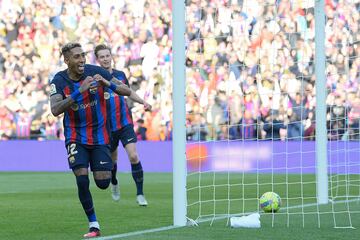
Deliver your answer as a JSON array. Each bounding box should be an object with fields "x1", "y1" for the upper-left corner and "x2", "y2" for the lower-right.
[{"x1": 259, "y1": 192, "x2": 281, "y2": 213}]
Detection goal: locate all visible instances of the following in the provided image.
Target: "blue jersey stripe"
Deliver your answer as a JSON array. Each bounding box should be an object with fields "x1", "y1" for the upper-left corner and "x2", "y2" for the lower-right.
[
  {"x1": 95, "y1": 92, "x2": 105, "y2": 144},
  {"x1": 109, "y1": 91, "x2": 118, "y2": 131},
  {"x1": 74, "y1": 82, "x2": 88, "y2": 143},
  {"x1": 63, "y1": 114, "x2": 71, "y2": 143}
]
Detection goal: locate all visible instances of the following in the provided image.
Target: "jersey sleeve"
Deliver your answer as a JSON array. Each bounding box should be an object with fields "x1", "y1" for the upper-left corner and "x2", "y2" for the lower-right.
[
  {"x1": 95, "y1": 65, "x2": 113, "y2": 81},
  {"x1": 49, "y1": 74, "x2": 65, "y2": 98},
  {"x1": 113, "y1": 70, "x2": 130, "y2": 87},
  {"x1": 121, "y1": 72, "x2": 130, "y2": 87}
]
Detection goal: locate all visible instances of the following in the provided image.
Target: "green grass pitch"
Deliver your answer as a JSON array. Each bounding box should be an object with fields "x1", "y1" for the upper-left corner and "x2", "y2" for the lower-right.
[{"x1": 0, "y1": 172, "x2": 359, "y2": 239}]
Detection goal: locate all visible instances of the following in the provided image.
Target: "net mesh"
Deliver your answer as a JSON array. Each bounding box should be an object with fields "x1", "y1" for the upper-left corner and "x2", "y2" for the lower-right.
[{"x1": 184, "y1": 0, "x2": 360, "y2": 228}]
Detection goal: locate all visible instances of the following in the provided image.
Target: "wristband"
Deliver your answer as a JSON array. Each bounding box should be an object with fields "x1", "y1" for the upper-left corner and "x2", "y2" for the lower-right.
[
  {"x1": 109, "y1": 82, "x2": 117, "y2": 91},
  {"x1": 70, "y1": 89, "x2": 81, "y2": 101}
]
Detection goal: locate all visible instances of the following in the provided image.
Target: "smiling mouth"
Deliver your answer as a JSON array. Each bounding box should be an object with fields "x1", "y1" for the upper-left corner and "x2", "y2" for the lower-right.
[{"x1": 78, "y1": 65, "x2": 84, "y2": 71}]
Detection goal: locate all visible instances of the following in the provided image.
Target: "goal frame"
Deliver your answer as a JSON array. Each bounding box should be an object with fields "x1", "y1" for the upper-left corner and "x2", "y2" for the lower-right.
[{"x1": 172, "y1": 0, "x2": 329, "y2": 226}]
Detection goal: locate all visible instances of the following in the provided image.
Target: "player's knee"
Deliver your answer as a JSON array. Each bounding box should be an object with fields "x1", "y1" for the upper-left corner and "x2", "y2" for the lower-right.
[
  {"x1": 129, "y1": 153, "x2": 139, "y2": 164},
  {"x1": 95, "y1": 178, "x2": 111, "y2": 190},
  {"x1": 73, "y1": 168, "x2": 88, "y2": 177}
]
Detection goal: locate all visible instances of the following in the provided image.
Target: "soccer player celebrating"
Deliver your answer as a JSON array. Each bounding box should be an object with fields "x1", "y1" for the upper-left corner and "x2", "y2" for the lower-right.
[
  {"x1": 94, "y1": 44, "x2": 151, "y2": 206},
  {"x1": 49, "y1": 42, "x2": 131, "y2": 238}
]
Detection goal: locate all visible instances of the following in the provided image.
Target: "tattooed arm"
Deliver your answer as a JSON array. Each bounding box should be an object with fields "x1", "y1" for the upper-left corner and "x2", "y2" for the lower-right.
[{"x1": 50, "y1": 94, "x2": 76, "y2": 117}]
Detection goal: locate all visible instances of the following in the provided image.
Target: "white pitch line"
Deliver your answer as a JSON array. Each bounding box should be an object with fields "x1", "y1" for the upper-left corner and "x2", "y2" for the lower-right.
[
  {"x1": 94, "y1": 225, "x2": 183, "y2": 240},
  {"x1": 95, "y1": 198, "x2": 360, "y2": 239}
]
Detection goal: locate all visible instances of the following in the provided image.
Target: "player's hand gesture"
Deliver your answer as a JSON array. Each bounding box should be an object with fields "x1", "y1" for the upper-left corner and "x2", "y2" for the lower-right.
[
  {"x1": 143, "y1": 101, "x2": 152, "y2": 111},
  {"x1": 94, "y1": 74, "x2": 110, "y2": 87},
  {"x1": 79, "y1": 76, "x2": 97, "y2": 93}
]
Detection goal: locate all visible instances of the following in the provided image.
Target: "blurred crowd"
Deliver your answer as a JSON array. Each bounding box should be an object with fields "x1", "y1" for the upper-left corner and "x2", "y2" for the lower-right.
[
  {"x1": 185, "y1": 0, "x2": 360, "y2": 141},
  {"x1": 0, "y1": 0, "x2": 359, "y2": 142}
]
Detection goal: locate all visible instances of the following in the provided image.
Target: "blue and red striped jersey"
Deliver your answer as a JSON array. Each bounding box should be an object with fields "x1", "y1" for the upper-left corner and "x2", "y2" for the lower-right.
[
  {"x1": 105, "y1": 69, "x2": 133, "y2": 131},
  {"x1": 50, "y1": 64, "x2": 113, "y2": 145}
]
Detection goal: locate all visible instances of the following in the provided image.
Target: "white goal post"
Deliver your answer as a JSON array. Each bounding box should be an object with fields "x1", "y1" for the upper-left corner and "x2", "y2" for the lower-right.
[
  {"x1": 172, "y1": 0, "x2": 187, "y2": 227},
  {"x1": 314, "y1": 0, "x2": 328, "y2": 204}
]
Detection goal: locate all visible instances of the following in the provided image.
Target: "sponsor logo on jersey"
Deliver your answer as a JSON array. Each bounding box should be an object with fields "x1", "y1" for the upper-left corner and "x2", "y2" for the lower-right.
[
  {"x1": 70, "y1": 100, "x2": 98, "y2": 111},
  {"x1": 80, "y1": 100, "x2": 98, "y2": 109},
  {"x1": 71, "y1": 103, "x2": 79, "y2": 111}
]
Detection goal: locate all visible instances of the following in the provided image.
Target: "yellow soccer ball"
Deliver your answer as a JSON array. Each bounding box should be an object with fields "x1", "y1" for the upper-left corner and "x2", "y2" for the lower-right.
[{"x1": 259, "y1": 192, "x2": 281, "y2": 213}]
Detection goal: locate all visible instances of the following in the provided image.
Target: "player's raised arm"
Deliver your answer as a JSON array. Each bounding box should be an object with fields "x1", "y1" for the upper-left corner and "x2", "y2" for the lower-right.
[
  {"x1": 128, "y1": 90, "x2": 152, "y2": 111},
  {"x1": 110, "y1": 77, "x2": 152, "y2": 111},
  {"x1": 50, "y1": 76, "x2": 96, "y2": 116},
  {"x1": 94, "y1": 74, "x2": 131, "y2": 96}
]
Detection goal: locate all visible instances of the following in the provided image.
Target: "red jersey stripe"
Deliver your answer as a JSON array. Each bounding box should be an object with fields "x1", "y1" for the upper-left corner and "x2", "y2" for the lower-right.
[{"x1": 114, "y1": 95, "x2": 122, "y2": 129}]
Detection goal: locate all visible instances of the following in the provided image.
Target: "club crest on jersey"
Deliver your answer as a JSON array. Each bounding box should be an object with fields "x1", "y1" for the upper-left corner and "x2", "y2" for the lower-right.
[
  {"x1": 104, "y1": 92, "x2": 110, "y2": 100},
  {"x1": 89, "y1": 81, "x2": 98, "y2": 94},
  {"x1": 69, "y1": 156, "x2": 75, "y2": 163},
  {"x1": 89, "y1": 88, "x2": 97, "y2": 94}
]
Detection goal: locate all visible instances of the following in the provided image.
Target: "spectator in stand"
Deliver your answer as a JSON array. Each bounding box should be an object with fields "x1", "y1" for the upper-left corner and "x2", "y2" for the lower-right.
[
  {"x1": 135, "y1": 119, "x2": 147, "y2": 141},
  {"x1": 262, "y1": 110, "x2": 286, "y2": 141},
  {"x1": 237, "y1": 109, "x2": 258, "y2": 140}
]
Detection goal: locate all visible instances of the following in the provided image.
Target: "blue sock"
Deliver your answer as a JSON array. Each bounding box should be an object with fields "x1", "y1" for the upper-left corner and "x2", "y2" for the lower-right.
[
  {"x1": 111, "y1": 163, "x2": 118, "y2": 185},
  {"x1": 131, "y1": 162, "x2": 144, "y2": 195},
  {"x1": 76, "y1": 175, "x2": 97, "y2": 222}
]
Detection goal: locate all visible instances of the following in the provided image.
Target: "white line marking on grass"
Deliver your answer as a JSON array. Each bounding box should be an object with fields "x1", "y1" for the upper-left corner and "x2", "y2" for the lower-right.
[
  {"x1": 96, "y1": 198, "x2": 360, "y2": 239},
  {"x1": 95, "y1": 225, "x2": 182, "y2": 240}
]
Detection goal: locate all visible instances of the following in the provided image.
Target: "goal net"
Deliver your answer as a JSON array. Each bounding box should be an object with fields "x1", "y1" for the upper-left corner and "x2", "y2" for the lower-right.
[{"x1": 183, "y1": 0, "x2": 360, "y2": 228}]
